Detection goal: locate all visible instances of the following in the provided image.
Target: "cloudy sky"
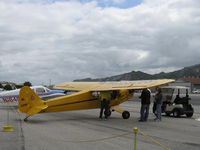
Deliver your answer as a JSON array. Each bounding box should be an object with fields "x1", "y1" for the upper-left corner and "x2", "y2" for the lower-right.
[{"x1": 0, "y1": 0, "x2": 200, "y2": 85}]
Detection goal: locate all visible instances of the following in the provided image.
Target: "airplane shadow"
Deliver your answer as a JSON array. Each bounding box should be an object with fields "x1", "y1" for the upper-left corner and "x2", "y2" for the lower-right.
[{"x1": 13, "y1": 111, "x2": 125, "y2": 125}]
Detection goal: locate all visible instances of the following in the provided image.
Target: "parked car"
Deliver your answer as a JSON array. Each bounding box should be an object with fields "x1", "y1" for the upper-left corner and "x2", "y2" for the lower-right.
[
  {"x1": 192, "y1": 89, "x2": 200, "y2": 94},
  {"x1": 160, "y1": 86, "x2": 194, "y2": 118}
]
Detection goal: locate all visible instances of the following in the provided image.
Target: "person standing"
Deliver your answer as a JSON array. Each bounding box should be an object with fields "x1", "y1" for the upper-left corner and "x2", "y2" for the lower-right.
[
  {"x1": 153, "y1": 99, "x2": 157, "y2": 117},
  {"x1": 153, "y1": 87, "x2": 158, "y2": 117},
  {"x1": 99, "y1": 91, "x2": 111, "y2": 120},
  {"x1": 139, "y1": 88, "x2": 151, "y2": 122},
  {"x1": 154, "y1": 88, "x2": 163, "y2": 121}
]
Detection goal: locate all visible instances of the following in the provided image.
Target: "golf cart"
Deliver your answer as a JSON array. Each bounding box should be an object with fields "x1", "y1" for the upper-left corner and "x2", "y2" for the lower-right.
[{"x1": 160, "y1": 86, "x2": 194, "y2": 118}]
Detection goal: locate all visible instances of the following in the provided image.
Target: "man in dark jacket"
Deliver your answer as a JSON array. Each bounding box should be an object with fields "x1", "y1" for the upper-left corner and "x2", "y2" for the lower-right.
[{"x1": 139, "y1": 88, "x2": 151, "y2": 122}]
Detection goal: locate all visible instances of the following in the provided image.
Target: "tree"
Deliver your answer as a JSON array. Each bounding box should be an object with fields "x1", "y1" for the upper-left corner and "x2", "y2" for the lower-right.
[
  {"x1": 24, "y1": 81, "x2": 32, "y2": 86},
  {"x1": 0, "y1": 83, "x2": 3, "y2": 88},
  {"x1": 4, "y1": 84, "x2": 12, "y2": 90}
]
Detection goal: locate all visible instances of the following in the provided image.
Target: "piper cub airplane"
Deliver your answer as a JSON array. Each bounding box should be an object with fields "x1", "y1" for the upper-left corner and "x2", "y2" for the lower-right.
[{"x1": 18, "y1": 79, "x2": 174, "y2": 121}]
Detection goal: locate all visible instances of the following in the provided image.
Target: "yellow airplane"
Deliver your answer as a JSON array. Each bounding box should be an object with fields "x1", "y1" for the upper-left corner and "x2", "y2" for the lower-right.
[{"x1": 18, "y1": 79, "x2": 175, "y2": 121}]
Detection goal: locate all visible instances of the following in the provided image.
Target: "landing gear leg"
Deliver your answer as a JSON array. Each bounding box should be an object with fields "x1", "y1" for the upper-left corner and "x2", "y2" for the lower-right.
[{"x1": 111, "y1": 105, "x2": 130, "y2": 119}]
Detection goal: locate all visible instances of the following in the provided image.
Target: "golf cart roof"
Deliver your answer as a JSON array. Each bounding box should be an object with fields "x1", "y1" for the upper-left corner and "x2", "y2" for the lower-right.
[{"x1": 161, "y1": 86, "x2": 189, "y2": 89}]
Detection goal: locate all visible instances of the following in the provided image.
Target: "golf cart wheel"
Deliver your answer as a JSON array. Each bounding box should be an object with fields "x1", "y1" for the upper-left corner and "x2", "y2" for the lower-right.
[
  {"x1": 122, "y1": 111, "x2": 130, "y2": 119},
  {"x1": 165, "y1": 112, "x2": 171, "y2": 116},
  {"x1": 173, "y1": 109, "x2": 181, "y2": 117},
  {"x1": 186, "y1": 113, "x2": 193, "y2": 118}
]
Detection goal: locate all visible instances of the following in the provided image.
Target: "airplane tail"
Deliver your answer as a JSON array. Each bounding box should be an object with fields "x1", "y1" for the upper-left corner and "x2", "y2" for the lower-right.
[{"x1": 18, "y1": 86, "x2": 48, "y2": 115}]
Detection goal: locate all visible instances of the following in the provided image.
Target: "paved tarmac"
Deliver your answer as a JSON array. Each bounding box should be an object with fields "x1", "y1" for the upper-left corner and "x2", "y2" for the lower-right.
[{"x1": 0, "y1": 98, "x2": 200, "y2": 150}]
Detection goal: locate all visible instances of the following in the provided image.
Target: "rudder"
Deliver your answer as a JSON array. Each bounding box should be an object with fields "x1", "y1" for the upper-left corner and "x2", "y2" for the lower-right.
[{"x1": 18, "y1": 86, "x2": 48, "y2": 115}]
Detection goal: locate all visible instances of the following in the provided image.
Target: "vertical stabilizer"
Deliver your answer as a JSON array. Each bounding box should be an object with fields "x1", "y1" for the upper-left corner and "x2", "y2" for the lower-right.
[{"x1": 18, "y1": 86, "x2": 48, "y2": 115}]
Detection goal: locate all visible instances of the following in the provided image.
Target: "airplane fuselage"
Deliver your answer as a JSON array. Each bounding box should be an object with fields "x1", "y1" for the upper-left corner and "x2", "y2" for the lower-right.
[{"x1": 40, "y1": 89, "x2": 134, "y2": 113}]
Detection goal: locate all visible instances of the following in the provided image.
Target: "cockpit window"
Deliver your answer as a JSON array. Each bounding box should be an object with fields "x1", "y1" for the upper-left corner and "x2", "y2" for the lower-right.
[
  {"x1": 46, "y1": 89, "x2": 50, "y2": 92},
  {"x1": 36, "y1": 88, "x2": 46, "y2": 94}
]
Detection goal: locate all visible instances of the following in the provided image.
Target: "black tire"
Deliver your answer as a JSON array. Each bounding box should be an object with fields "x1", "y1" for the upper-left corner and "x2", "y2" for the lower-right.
[
  {"x1": 165, "y1": 112, "x2": 170, "y2": 116},
  {"x1": 186, "y1": 113, "x2": 193, "y2": 118},
  {"x1": 173, "y1": 109, "x2": 181, "y2": 117},
  {"x1": 122, "y1": 111, "x2": 130, "y2": 119},
  {"x1": 105, "y1": 110, "x2": 112, "y2": 117}
]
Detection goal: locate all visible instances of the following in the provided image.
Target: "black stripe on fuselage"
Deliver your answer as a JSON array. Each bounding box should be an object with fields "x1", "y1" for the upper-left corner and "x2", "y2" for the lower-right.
[{"x1": 48, "y1": 98, "x2": 99, "y2": 108}]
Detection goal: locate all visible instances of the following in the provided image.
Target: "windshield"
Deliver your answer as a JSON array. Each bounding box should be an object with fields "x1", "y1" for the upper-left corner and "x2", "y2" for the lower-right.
[
  {"x1": 161, "y1": 88, "x2": 174, "y2": 102},
  {"x1": 36, "y1": 88, "x2": 46, "y2": 94}
]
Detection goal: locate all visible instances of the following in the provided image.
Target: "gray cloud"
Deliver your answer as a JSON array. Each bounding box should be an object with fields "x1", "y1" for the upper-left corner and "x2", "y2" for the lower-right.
[{"x1": 0, "y1": 0, "x2": 200, "y2": 85}]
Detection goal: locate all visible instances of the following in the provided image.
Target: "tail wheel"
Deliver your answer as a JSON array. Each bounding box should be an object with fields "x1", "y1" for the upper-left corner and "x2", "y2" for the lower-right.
[
  {"x1": 173, "y1": 109, "x2": 180, "y2": 117},
  {"x1": 122, "y1": 111, "x2": 130, "y2": 119}
]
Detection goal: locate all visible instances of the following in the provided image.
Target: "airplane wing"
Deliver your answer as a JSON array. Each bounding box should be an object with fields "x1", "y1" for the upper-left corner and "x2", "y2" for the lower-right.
[{"x1": 53, "y1": 79, "x2": 175, "y2": 91}]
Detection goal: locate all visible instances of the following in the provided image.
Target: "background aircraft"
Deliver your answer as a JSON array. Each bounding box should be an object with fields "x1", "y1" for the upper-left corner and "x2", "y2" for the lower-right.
[
  {"x1": 0, "y1": 86, "x2": 65, "y2": 104},
  {"x1": 18, "y1": 79, "x2": 175, "y2": 121}
]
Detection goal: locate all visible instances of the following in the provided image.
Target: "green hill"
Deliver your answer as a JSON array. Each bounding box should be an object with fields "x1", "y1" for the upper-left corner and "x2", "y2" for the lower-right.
[
  {"x1": 74, "y1": 64, "x2": 200, "y2": 81},
  {"x1": 154, "y1": 64, "x2": 200, "y2": 79}
]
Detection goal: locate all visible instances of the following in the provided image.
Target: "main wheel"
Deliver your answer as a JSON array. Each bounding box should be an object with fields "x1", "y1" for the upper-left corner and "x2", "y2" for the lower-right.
[
  {"x1": 173, "y1": 109, "x2": 180, "y2": 117},
  {"x1": 104, "y1": 110, "x2": 112, "y2": 117},
  {"x1": 122, "y1": 111, "x2": 130, "y2": 119}
]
